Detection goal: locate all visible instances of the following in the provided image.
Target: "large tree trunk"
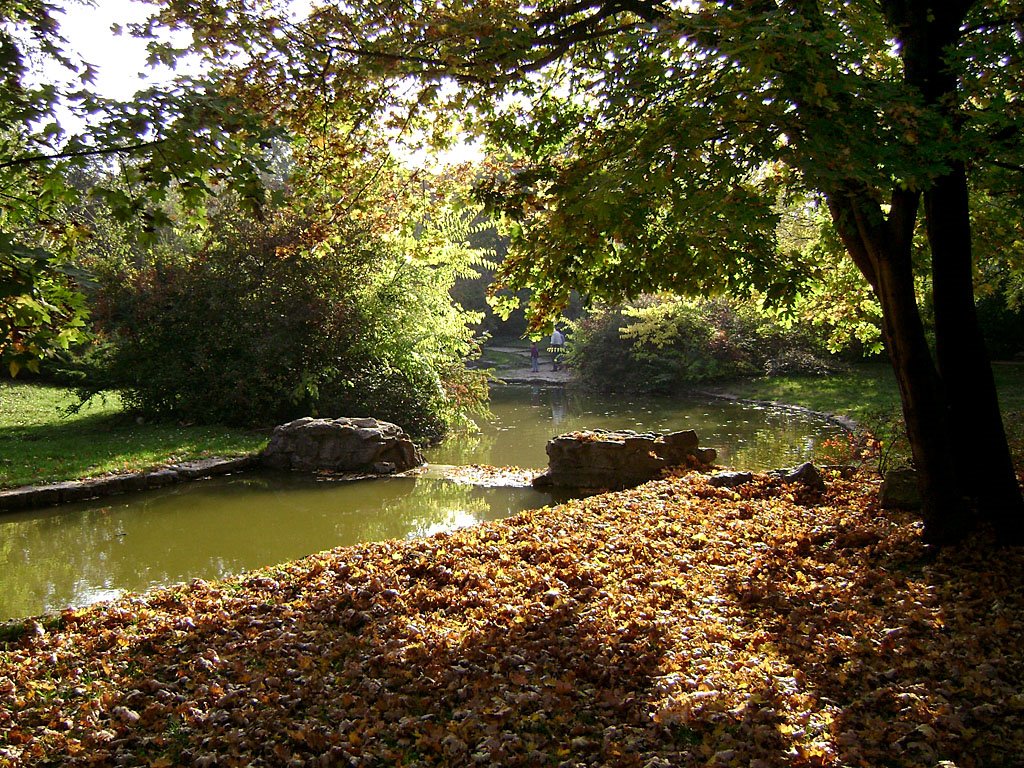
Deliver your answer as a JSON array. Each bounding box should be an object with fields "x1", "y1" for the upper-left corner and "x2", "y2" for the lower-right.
[
  {"x1": 828, "y1": 189, "x2": 974, "y2": 543},
  {"x1": 926, "y1": 165, "x2": 1024, "y2": 540},
  {"x1": 873, "y1": 234, "x2": 974, "y2": 543},
  {"x1": 893, "y1": 0, "x2": 1024, "y2": 540}
]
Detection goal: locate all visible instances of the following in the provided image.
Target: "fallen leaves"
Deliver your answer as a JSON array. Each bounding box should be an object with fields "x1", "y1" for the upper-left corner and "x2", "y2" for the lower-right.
[{"x1": 1, "y1": 471, "x2": 1023, "y2": 766}]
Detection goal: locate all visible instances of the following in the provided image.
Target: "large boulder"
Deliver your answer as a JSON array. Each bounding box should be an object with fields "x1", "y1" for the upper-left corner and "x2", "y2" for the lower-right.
[
  {"x1": 260, "y1": 417, "x2": 423, "y2": 474},
  {"x1": 533, "y1": 429, "x2": 717, "y2": 492}
]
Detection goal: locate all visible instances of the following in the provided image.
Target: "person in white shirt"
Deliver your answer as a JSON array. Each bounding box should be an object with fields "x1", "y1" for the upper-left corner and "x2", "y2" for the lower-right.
[{"x1": 550, "y1": 328, "x2": 565, "y2": 371}]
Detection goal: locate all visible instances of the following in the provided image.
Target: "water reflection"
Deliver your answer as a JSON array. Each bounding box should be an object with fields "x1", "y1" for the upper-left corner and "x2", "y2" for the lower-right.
[
  {"x1": 0, "y1": 474, "x2": 550, "y2": 620},
  {"x1": 1, "y1": 385, "x2": 844, "y2": 620},
  {"x1": 426, "y1": 386, "x2": 845, "y2": 471}
]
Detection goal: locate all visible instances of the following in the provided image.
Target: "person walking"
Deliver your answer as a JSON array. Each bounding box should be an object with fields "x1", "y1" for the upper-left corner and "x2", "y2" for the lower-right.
[{"x1": 550, "y1": 327, "x2": 565, "y2": 371}]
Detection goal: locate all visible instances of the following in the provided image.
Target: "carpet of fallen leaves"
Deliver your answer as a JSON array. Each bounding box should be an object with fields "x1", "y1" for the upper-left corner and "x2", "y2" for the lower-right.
[{"x1": 3, "y1": 470, "x2": 1023, "y2": 767}]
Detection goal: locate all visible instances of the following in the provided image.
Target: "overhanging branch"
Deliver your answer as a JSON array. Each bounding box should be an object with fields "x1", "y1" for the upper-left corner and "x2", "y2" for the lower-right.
[{"x1": 0, "y1": 139, "x2": 168, "y2": 171}]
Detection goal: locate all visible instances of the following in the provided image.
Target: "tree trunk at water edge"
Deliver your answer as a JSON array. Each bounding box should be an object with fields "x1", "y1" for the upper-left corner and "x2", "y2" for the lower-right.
[{"x1": 925, "y1": 164, "x2": 1024, "y2": 542}]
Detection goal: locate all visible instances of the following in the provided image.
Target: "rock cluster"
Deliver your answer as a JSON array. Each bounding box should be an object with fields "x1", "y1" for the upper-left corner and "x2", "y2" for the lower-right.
[
  {"x1": 708, "y1": 461, "x2": 833, "y2": 492},
  {"x1": 532, "y1": 429, "x2": 717, "y2": 492},
  {"x1": 260, "y1": 417, "x2": 423, "y2": 475}
]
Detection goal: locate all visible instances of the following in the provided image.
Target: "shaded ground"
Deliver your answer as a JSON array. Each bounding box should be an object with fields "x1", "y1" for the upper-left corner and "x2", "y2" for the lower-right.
[{"x1": 2, "y1": 470, "x2": 1022, "y2": 767}]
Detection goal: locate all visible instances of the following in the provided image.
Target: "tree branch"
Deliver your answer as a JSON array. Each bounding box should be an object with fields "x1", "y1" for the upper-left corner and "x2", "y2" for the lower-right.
[
  {"x1": 0, "y1": 139, "x2": 168, "y2": 171},
  {"x1": 991, "y1": 160, "x2": 1024, "y2": 175}
]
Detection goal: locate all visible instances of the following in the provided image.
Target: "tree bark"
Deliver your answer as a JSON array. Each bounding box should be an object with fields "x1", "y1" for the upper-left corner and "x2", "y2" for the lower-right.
[
  {"x1": 926, "y1": 164, "x2": 1024, "y2": 540},
  {"x1": 828, "y1": 188, "x2": 974, "y2": 543},
  {"x1": 893, "y1": 0, "x2": 1024, "y2": 540}
]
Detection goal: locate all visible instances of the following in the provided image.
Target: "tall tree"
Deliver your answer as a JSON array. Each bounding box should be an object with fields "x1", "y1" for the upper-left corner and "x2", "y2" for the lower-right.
[
  {"x1": 152, "y1": 0, "x2": 1024, "y2": 543},
  {"x1": 0, "y1": 0, "x2": 279, "y2": 374}
]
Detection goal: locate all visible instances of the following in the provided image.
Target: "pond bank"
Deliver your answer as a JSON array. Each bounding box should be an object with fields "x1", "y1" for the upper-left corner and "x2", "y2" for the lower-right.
[
  {"x1": 0, "y1": 456, "x2": 258, "y2": 513},
  {"x1": 3, "y1": 470, "x2": 1022, "y2": 767},
  {"x1": 692, "y1": 387, "x2": 859, "y2": 432}
]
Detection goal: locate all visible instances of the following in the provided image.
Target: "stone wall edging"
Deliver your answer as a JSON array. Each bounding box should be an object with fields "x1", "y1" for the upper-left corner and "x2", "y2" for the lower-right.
[{"x1": 0, "y1": 456, "x2": 259, "y2": 514}]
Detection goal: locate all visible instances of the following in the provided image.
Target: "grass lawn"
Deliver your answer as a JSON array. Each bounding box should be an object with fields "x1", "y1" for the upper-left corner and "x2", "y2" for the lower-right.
[
  {"x1": 0, "y1": 382, "x2": 266, "y2": 489},
  {"x1": 715, "y1": 361, "x2": 1024, "y2": 424}
]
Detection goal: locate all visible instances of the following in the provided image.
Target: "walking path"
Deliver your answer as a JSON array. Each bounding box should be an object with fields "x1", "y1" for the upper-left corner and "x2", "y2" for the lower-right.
[{"x1": 486, "y1": 345, "x2": 576, "y2": 385}]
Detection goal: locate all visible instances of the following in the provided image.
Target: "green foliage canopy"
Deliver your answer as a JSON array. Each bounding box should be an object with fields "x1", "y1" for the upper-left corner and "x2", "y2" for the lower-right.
[
  {"x1": 148, "y1": 0, "x2": 1024, "y2": 540},
  {"x1": 568, "y1": 295, "x2": 834, "y2": 394},
  {"x1": 78, "y1": 172, "x2": 490, "y2": 439},
  {"x1": 0, "y1": 0, "x2": 282, "y2": 372}
]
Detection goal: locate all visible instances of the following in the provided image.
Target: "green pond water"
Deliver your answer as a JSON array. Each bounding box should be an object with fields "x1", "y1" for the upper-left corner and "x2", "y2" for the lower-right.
[{"x1": 1, "y1": 386, "x2": 845, "y2": 620}]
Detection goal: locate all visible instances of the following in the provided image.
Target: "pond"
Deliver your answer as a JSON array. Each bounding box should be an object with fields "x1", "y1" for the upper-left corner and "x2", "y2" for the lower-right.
[{"x1": 0, "y1": 386, "x2": 845, "y2": 620}]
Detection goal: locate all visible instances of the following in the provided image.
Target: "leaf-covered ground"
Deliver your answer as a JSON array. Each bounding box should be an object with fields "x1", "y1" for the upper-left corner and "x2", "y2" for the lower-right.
[{"x1": 2, "y1": 471, "x2": 1023, "y2": 767}]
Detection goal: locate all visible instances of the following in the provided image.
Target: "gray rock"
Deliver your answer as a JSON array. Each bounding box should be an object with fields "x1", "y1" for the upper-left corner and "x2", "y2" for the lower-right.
[
  {"x1": 260, "y1": 417, "x2": 423, "y2": 474},
  {"x1": 709, "y1": 471, "x2": 754, "y2": 488},
  {"x1": 770, "y1": 462, "x2": 827, "y2": 492},
  {"x1": 880, "y1": 467, "x2": 921, "y2": 509},
  {"x1": 533, "y1": 429, "x2": 717, "y2": 492}
]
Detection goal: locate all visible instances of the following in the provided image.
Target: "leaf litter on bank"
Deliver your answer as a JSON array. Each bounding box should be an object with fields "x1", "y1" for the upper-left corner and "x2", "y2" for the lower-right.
[{"x1": 1, "y1": 470, "x2": 1023, "y2": 767}]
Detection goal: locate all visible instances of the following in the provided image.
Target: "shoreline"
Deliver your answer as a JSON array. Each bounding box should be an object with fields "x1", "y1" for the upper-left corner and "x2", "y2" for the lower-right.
[{"x1": 1, "y1": 379, "x2": 857, "y2": 513}]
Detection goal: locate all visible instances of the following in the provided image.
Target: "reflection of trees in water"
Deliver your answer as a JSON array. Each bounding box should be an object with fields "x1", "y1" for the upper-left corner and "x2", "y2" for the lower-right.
[
  {"x1": 707, "y1": 410, "x2": 844, "y2": 470},
  {"x1": 0, "y1": 476, "x2": 545, "y2": 620},
  {"x1": 0, "y1": 504, "x2": 138, "y2": 619},
  {"x1": 2, "y1": 391, "x2": 846, "y2": 619},
  {"x1": 435, "y1": 386, "x2": 845, "y2": 471},
  {"x1": 424, "y1": 428, "x2": 498, "y2": 467}
]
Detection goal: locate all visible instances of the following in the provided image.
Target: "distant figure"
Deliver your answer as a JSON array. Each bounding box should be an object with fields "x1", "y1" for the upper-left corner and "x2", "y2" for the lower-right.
[
  {"x1": 550, "y1": 327, "x2": 565, "y2": 371},
  {"x1": 530, "y1": 341, "x2": 540, "y2": 372}
]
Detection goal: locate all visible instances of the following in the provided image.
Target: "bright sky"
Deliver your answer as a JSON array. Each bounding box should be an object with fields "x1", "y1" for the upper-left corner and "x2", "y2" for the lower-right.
[
  {"x1": 52, "y1": 0, "x2": 187, "y2": 100},
  {"x1": 49, "y1": 0, "x2": 481, "y2": 164}
]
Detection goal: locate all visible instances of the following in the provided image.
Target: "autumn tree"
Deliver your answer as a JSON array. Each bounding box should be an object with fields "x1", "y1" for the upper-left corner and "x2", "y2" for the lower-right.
[
  {"x1": 141, "y1": 0, "x2": 1024, "y2": 543},
  {"x1": 0, "y1": 0, "x2": 279, "y2": 374}
]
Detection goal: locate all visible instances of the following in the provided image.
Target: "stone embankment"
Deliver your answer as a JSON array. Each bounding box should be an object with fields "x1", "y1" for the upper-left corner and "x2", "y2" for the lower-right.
[
  {"x1": 2, "y1": 416, "x2": 426, "y2": 514},
  {"x1": 0, "y1": 456, "x2": 257, "y2": 513}
]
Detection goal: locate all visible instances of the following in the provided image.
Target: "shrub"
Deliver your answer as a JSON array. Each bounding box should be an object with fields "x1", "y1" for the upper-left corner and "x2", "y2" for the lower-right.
[
  {"x1": 567, "y1": 295, "x2": 835, "y2": 393},
  {"x1": 76, "y1": 202, "x2": 487, "y2": 441}
]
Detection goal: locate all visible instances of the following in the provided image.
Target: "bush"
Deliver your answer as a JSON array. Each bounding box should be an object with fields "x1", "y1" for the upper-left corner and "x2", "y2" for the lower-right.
[
  {"x1": 75, "y1": 202, "x2": 487, "y2": 441},
  {"x1": 567, "y1": 295, "x2": 835, "y2": 393}
]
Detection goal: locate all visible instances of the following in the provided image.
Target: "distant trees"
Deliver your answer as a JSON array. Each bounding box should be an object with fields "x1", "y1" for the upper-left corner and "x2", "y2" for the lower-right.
[
  {"x1": 568, "y1": 296, "x2": 835, "y2": 394},
  {"x1": 150, "y1": 0, "x2": 1024, "y2": 542}
]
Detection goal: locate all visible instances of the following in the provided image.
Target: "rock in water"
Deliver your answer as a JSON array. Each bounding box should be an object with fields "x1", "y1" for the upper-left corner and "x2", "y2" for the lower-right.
[
  {"x1": 533, "y1": 429, "x2": 717, "y2": 492},
  {"x1": 260, "y1": 417, "x2": 423, "y2": 474}
]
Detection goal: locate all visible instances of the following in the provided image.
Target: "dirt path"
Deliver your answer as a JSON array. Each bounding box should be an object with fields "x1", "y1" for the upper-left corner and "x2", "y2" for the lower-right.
[{"x1": 486, "y1": 345, "x2": 575, "y2": 385}]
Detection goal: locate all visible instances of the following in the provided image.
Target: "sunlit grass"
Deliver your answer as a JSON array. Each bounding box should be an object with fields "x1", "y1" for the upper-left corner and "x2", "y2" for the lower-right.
[
  {"x1": 717, "y1": 361, "x2": 1024, "y2": 424},
  {"x1": 0, "y1": 382, "x2": 267, "y2": 489}
]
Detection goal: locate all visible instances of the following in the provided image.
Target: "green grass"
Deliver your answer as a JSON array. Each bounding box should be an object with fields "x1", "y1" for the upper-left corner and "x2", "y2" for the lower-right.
[
  {"x1": 714, "y1": 361, "x2": 1024, "y2": 424},
  {"x1": 0, "y1": 382, "x2": 267, "y2": 489}
]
